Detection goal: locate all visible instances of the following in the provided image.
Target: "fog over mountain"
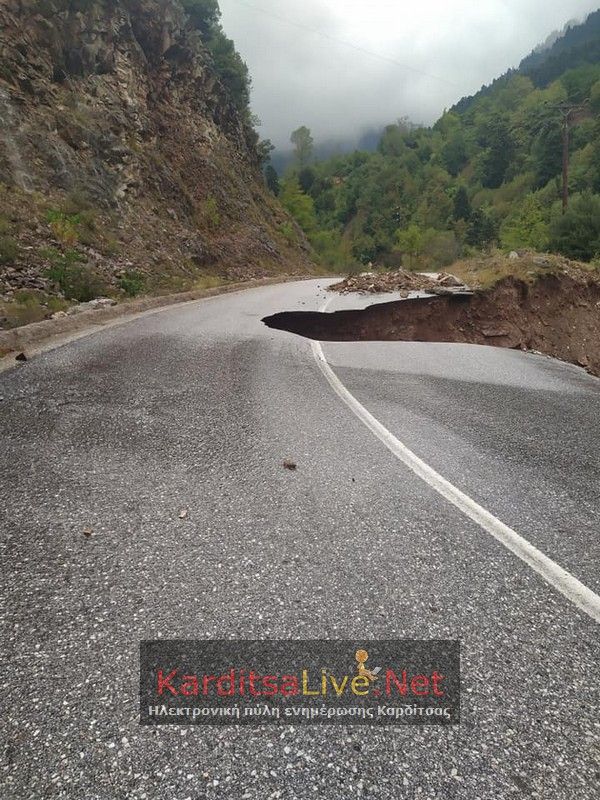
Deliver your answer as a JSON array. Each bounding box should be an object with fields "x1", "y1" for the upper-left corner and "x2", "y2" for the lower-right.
[{"x1": 219, "y1": 0, "x2": 600, "y2": 150}]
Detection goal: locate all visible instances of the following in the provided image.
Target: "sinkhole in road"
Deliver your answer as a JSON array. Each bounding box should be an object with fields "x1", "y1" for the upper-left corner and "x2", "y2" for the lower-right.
[
  {"x1": 262, "y1": 293, "x2": 472, "y2": 343},
  {"x1": 262, "y1": 274, "x2": 600, "y2": 378}
]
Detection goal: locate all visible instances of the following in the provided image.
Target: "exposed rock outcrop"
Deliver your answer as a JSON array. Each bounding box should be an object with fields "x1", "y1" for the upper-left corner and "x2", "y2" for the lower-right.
[{"x1": 0, "y1": 0, "x2": 312, "y2": 324}]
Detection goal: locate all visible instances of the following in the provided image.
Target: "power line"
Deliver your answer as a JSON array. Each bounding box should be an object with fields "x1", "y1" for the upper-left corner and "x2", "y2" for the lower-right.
[{"x1": 225, "y1": 0, "x2": 459, "y2": 88}]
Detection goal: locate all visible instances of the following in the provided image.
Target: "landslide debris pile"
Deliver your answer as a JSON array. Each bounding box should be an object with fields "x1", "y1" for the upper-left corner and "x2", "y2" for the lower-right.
[
  {"x1": 328, "y1": 269, "x2": 468, "y2": 296},
  {"x1": 0, "y1": 0, "x2": 312, "y2": 329}
]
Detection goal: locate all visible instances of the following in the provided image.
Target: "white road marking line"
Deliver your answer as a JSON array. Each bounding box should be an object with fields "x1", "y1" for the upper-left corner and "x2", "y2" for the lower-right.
[{"x1": 311, "y1": 298, "x2": 600, "y2": 625}]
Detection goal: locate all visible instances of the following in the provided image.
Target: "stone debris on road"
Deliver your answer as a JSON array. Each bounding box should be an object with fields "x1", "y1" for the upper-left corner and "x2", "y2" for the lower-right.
[
  {"x1": 283, "y1": 459, "x2": 297, "y2": 471},
  {"x1": 56, "y1": 298, "x2": 118, "y2": 318},
  {"x1": 328, "y1": 269, "x2": 471, "y2": 297}
]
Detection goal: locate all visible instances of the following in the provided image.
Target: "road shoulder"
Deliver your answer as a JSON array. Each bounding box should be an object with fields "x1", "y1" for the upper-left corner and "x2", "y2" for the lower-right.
[{"x1": 0, "y1": 275, "x2": 315, "y2": 373}]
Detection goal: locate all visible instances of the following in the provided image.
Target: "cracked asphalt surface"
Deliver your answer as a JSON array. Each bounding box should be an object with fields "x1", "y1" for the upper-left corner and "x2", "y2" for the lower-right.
[{"x1": 1, "y1": 279, "x2": 599, "y2": 799}]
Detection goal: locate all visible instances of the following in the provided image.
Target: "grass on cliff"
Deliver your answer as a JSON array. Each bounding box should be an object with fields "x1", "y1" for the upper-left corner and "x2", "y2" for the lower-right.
[
  {"x1": 41, "y1": 247, "x2": 109, "y2": 302},
  {"x1": 450, "y1": 251, "x2": 599, "y2": 289}
]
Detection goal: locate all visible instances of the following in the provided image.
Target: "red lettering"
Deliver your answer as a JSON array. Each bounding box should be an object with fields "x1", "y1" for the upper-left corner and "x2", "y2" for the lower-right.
[
  {"x1": 248, "y1": 671, "x2": 262, "y2": 696},
  {"x1": 217, "y1": 669, "x2": 235, "y2": 697},
  {"x1": 157, "y1": 669, "x2": 178, "y2": 696},
  {"x1": 280, "y1": 675, "x2": 299, "y2": 696},
  {"x1": 261, "y1": 675, "x2": 279, "y2": 697},
  {"x1": 385, "y1": 669, "x2": 408, "y2": 696},
  {"x1": 432, "y1": 671, "x2": 445, "y2": 697},
  {"x1": 181, "y1": 675, "x2": 199, "y2": 696},
  {"x1": 410, "y1": 675, "x2": 430, "y2": 696}
]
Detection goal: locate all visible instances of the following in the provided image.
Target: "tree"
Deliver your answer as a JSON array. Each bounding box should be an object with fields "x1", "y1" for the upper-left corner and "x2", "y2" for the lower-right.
[
  {"x1": 549, "y1": 191, "x2": 600, "y2": 260},
  {"x1": 208, "y1": 31, "x2": 251, "y2": 112},
  {"x1": 532, "y1": 124, "x2": 563, "y2": 188},
  {"x1": 422, "y1": 229, "x2": 461, "y2": 267},
  {"x1": 280, "y1": 179, "x2": 317, "y2": 233},
  {"x1": 290, "y1": 126, "x2": 314, "y2": 169},
  {"x1": 561, "y1": 64, "x2": 600, "y2": 102},
  {"x1": 591, "y1": 119, "x2": 600, "y2": 191},
  {"x1": 590, "y1": 79, "x2": 600, "y2": 113},
  {"x1": 476, "y1": 115, "x2": 515, "y2": 188},
  {"x1": 181, "y1": 0, "x2": 220, "y2": 35},
  {"x1": 264, "y1": 26, "x2": 600, "y2": 272},
  {"x1": 298, "y1": 167, "x2": 317, "y2": 193},
  {"x1": 441, "y1": 133, "x2": 468, "y2": 177},
  {"x1": 395, "y1": 224, "x2": 424, "y2": 268},
  {"x1": 500, "y1": 194, "x2": 549, "y2": 250},
  {"x1": 182, "y1": 1, "x2": 251, "y2": 113},
  {"x1": 265, "y1": 165, "x2": 280, "y2": 196},
  {"x1": 453, "y1": 186, "x2": 471, "y2": 221},
  {"x1": 433, "y1": 111, "x2": 461, "y2": 136},
  {"x1": 378, "y1": 125, "x2": 407, "y2": 157},
  {"x1": 351, "y1": 233, "x2": 379, "y2": 264},
  {"x1": 256, "y1": 138, "x2": 274, "y2": 167},
  {"x1": 466, "y1": 209, "x2": 498, "y2": 248}
]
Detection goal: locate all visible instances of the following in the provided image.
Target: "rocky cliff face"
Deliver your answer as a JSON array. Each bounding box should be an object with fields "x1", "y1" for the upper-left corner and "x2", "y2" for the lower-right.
[{"x1": 0, "y1": 0, "x2": 311, "y2": 325}]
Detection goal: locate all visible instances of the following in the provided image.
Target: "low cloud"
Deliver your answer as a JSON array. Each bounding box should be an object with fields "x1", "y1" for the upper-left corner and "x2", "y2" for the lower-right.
[{"x1": 219, "y1": 0, "x2": 600, "y2": 148}]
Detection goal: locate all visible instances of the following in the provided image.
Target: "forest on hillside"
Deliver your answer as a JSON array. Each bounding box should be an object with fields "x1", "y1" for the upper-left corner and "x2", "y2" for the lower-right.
[{"x1": 270, "y1": 11, "x2": 600, "y2": 272}]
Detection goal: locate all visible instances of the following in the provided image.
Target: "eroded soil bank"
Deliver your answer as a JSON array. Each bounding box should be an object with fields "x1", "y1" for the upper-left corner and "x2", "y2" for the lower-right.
[{"x1": 263, "y1": 271, "x2": 600, "y2": 377}]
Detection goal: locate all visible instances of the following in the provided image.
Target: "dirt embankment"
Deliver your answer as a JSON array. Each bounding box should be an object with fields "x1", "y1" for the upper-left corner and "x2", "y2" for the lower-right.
[{"x1": 264, "y1": 267, "x2": 600, "y2": 377}]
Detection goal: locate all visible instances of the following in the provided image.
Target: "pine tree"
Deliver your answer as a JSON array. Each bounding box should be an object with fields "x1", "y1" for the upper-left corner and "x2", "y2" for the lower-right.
[
  {"x1": 265, "y1": 165, "x2": 280, "y2": 196},
  {"x1": 453, "y1": 186, "x2": 471, "y2": 221}
]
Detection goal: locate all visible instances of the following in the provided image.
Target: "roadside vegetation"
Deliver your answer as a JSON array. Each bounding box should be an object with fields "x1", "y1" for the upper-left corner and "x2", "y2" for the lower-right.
[
  {"x1": 270, "y1": 11, "x2": 600, "y2": 277},
  {"x1": 181, "y1": 0, "x2": 273, "y2": 163}
]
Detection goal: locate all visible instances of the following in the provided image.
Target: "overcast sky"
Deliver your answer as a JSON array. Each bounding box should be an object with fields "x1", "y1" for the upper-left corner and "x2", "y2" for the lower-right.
[{"x1": 218, "y1": 0, "x2": 600, "y2": 149}]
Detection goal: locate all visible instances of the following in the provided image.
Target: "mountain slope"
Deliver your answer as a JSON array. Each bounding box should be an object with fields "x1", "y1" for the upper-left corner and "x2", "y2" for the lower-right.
[
  {"x1": 278, "y1": 13, "x2": 600, "y2": 272},
  {"x1": 0, "y1": 0, "x2": 312, "y2": 327},
  {"x1": 453, "y1": 11, "x2": 600, "y2": 114}
]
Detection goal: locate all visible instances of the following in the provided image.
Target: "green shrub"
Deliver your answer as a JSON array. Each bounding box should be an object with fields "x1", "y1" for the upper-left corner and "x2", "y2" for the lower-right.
[
  {"x1": 102, "y1": 236, "x2": 121, "y2": 257},
  {"x1": 200, "y1": 197, "x2": 221, "y2": 230},
  {"x1": 47, "y1": 209, "x2": 79, "y2": 245},
  {"x1": 0, "y1": 236, "x2": 18, "y2": 264},
  {"x1": 280, "y1": 179, "x2": 317, "y2": 233},
  {"x1": 181, "y1": 0, "x2": 220, "y2": 35},
  {"x1": 279, "y1": 222, "x2": 297, "y2": 245},
  {"x1": 309, "y1": 228, "x2": 358, "y2": 271},
  {"x1": 75, "y1": 210, "x2": 99, "y2": 246},
  {"x1": 500, "y1": 194, "x2": 550, "y2": 251},
  {"x1": 549, "y1": 192, "x2": 600, "y2": 261},
  {"x1": 422, "y1": 229, "x2": 462, "y2": 268},
  {"x1": 50, "y1": 217, "x2": 78, "y2": 245},
  {"x1": 47, "y1": 296, "x2": 70, "y2": 313},
  {"x1": 46, "y1": 204, "x2": 98, "y2": 246},
  {"x1": 119, "y1": 271, "x2": 146, "y2": 297},
  {"x1": 14, "y1": 290, "x2": 39, "y2": 305},
  {"x1": 1, "y1": 290, "x2": 69, "y2": 328},
  {"x1": 43, "y1": 248, "x2": 107, "y2": 302}
]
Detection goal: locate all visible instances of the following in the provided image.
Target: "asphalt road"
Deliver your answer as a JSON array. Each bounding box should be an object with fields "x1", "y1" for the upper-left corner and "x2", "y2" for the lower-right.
[{"x1": 1, "y1": 279, "x2": 599, "y2": 799}]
